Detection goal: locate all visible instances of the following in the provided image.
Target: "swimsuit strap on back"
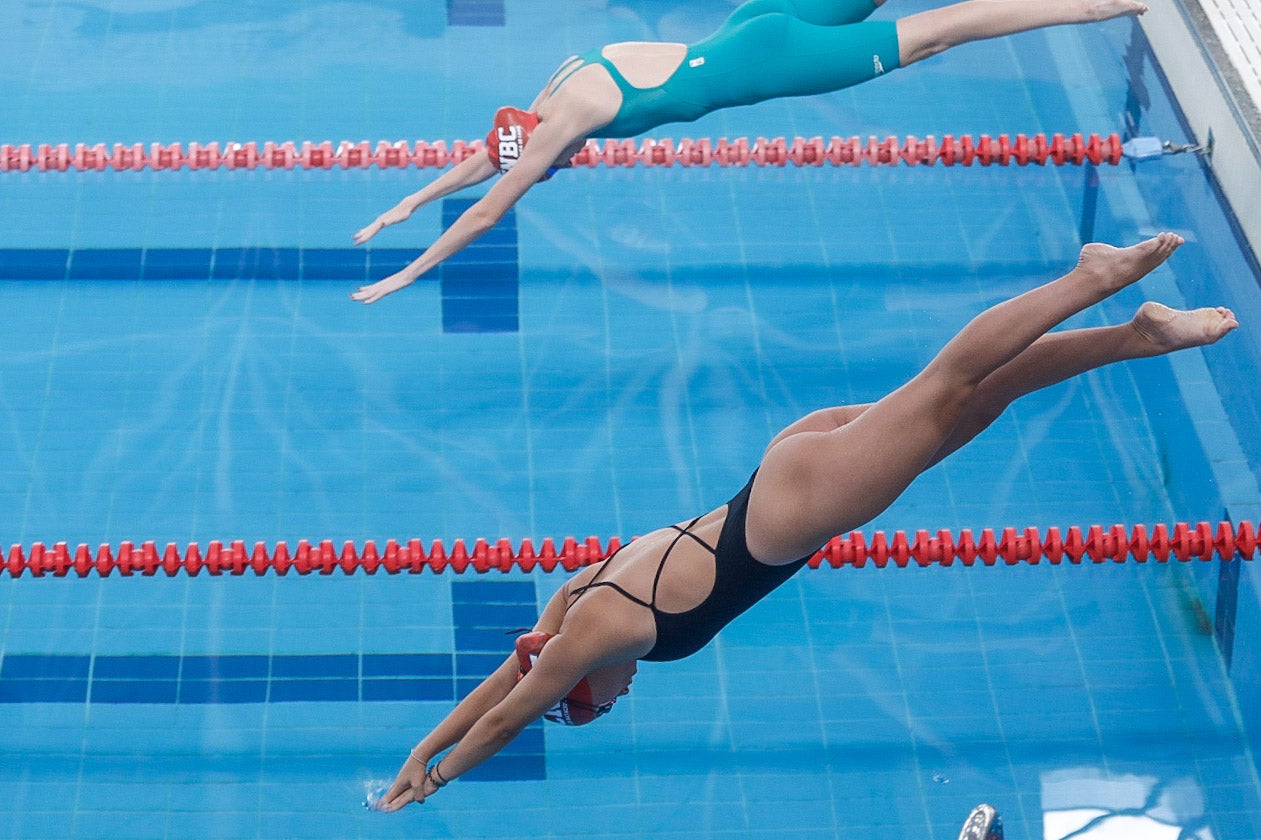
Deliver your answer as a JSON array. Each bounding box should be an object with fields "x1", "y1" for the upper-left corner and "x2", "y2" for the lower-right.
[
  {"x1": 544, "y1": 47, "x2": 636, "y2": 100},
  {"x1": 544, "y1": 54, "x2": 588, "y2": 98},
  {"x1": 647, "y1": 518, "x2": 715, "y2": 606},
  {"x1": 567, "y1": 516, "x2": 715, "y2": 610}
]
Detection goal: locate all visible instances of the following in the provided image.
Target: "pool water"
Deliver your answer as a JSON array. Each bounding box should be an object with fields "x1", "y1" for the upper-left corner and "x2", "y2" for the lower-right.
[{"x1": 1, "y1": 1, "x2": 1260, "y2": 838}]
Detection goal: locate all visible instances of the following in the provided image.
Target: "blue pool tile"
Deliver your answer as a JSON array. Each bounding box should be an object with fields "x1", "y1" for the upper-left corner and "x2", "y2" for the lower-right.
[
  {"x1": 180, "y1": 655, "x2": 269, "y2": 680},
  {"x1": 0, "y1": 249, "x2": 69, "y2": 279},
  {"x1": 162, "y1": 810, "x2": 258, "y2": 840},
  {"x1": 442, "y1": 264, "x2": 519, "y2": 292},
  {"x1": 178, "y1": 680, "x2": 269, "y2": 704},
  {"x1": 140, "y1": 248, "x2": 212, "y2": 280},
  {"x1": 210, "y1": 247, "x2": 300, "y2": 280},
  {"x1": 253, "y1": 810, "x2": 364, "y2": 840},
  {"x1": 3, "y1": 811, "x2": 77, "y2": 840},
  {"x1": 446, "y1": 0, "x2": 505, "y2": 27},
  {"x1": 452, "y1": 601, "x2": 537, "y2": 629},
  {"x1": 452, "y1": 580, "x2": 535, "y2": 604},
  {"x1": 1203, "y1": 781, "x2": 1261, "y2": 814},
  {"x1": 94, "y1": 655, "x2": 181, "y2": 680},
  {"x1": 64, "y1": 811, "x2": 167, "y2": 840},
  {"x1": 271, "y1": 654, "x2": 357, "y2": 679},
  {"x1": 362, "y1": 678, "x2": 454, "y2": 701},
  {"x1": 365, "y1": 248, "x2": 423, "y2": 277},
  {"x1": 362, "y1": 653, "x2": 452, "y2": 678},
  {"x1": 462, "y1": 752, "x2": 544, "y2": 782},
  {"x1": 299, "y1": 247, "x2": 368, "y2": 281},
  {"x1": 269, "y1": 679, "x2": 357, "y2": 702},
  {"x1": 455, "y1": 652, "x2": 506, "y2": 675},
  {"x1": 453, "y1": 625, "x2": 521, "y2": 652},
  {"x1": 0, "y1": 680, "x2": 88, "y2": 703},
  {"x1": 441, "y1": 293, "x2": 518, "y2": 333},
  {"x1": 1, "y1": 654, "x2": 90, "y2": 679},
  {"x1": 91, "y1": 679, "x2": 179, "y2": 704},
  {"x1": 67, "y1": 248, "x2": 142, "y2": 280},
  {"x1": 439, "y1": 198, "x2": 518, "y2": 333}
]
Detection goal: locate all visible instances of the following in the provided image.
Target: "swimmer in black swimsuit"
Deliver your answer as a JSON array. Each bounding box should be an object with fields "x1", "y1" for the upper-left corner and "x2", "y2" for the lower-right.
[
  {"x1": 377, "y1": 234, "x2": 1237, "y2": 810},
  {"x1": 350, "y1": 0, "x2": 1148, "y2": 304}
]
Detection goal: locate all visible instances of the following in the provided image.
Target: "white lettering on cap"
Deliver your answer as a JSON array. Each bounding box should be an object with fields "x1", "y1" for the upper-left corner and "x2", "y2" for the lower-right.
[{"x1": 496, "y1": 125, "x2": 525, "y2": 172}]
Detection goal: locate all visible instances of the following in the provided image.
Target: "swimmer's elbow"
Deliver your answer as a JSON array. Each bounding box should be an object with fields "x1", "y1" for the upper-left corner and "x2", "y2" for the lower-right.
[
  {"x1": 465, "y1": 202, "x2": 507, "y2": 234},
  {"x1": 478, "y1": 709, "x2": 527, "y2": 749}
]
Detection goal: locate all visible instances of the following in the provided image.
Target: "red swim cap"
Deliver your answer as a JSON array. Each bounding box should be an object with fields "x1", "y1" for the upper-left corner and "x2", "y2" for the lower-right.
[
  {"x1": 486, "y1": 107, "x2": 540, "y2": 174},
  {"x1": 515, "y1": 631, "x2": 615, "y2": 726}
]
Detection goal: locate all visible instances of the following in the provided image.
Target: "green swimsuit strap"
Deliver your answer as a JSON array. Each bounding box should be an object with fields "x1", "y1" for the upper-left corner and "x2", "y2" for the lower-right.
[
  {"x1": 546, "y1": 46, "x2": 641, "y2": 100},
  {"x1": 544, "y1": 54, "x2": 586, "y2": 97}
]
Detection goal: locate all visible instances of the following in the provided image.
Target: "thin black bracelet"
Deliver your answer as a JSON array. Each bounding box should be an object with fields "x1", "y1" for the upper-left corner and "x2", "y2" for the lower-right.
[{"x1": 430, "y1": 760, "x2": 451, "y2": 787}]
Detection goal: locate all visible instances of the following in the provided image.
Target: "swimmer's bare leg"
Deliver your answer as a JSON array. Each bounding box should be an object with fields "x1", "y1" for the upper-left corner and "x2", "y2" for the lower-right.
[
  {"x1": 751, "y1": 235, "x2": 1191, "y2": 559},
  {"x1": 923, "y1": 301, "x2": 1238, "y2": 467},
  {"x1": 756, "y1": 235, "x2": 1190, "y2": 451},
  {"x1": 764, "y1": 300, "x2": 1237, "y2": 466},
  {"x1": 897, "y1": 0, "x2": 1148, "y2": 66}
]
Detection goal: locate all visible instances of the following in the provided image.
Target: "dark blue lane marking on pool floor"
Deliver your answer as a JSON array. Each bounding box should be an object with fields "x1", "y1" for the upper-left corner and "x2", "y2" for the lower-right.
[
  {"x1": 1216, "y1": 549, "x2": 1241, "y2": 671},
  {"x1": 447, "y1": 0, "x2": 505, "y2": 26},
  {"x1": 0, "y1": 247, "x2": 416, "y2": 282},
  {"x1": 0, "y1": 580, "x2": 543, "y2": 781},
  {"x1": 0, "y1": 582, "x2": 537, "y2": 706},
  {"x1": 452, "y1": 579, "x2": 545, "y2": 781},
  {"x1": 0, "y1": 199, "x2": 522, "y2": 335},
  {"x1": 440, "y1": 198, "x2": 519, "y2": 334},
  {"x1": 0, "y1": 652, "x2": 455, "y2": 704}
]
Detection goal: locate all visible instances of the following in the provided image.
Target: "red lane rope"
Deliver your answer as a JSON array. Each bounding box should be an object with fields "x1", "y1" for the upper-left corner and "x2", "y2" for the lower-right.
[
  {"x1": 3, "y1": 520, "x2": 1253, "y2": 578},
  {"x1": 0, "y1": 132, "x2": 1124, "y2": 174}
]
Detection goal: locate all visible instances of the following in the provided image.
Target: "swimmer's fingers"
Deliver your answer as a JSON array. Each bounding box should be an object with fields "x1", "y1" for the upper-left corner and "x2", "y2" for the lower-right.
[
  {"x1": 380, "y1": 785, "x2": 422, "y2": 811},
  {"x1": 379, "y1": 768, "x2": 425, "y2": 811},
  {"x1": 350, "y1": 284, "x2": 383, "y2": 304},
  {"x1": 354, "y1": 206, "x2": 413, "y2": 246},
  {"x1": 350, "y1": 270, "x2": 416, "y2": 304},
  {"x1": 350, "y1": 282, "x2": 392, "y2": 304},
  {"x1": 352, "y1": 222, "x2": 384, "y2": 246}
]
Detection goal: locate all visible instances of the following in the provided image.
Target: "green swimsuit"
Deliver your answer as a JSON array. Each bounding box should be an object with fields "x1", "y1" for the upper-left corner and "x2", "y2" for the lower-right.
[{"x1": 548, "y1": 0, "x2": 901, "y2": 138}]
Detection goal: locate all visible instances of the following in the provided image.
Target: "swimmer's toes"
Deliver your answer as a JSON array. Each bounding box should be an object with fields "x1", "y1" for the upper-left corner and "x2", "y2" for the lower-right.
[
  {"x1": 1133, "y1": 301, "x2": 1236, "y2": 351},
  {"x1": 1077, "y1": 233, "x2": 1182, "y2": 290},
  {"x1": 1087, "y1": 0, "x2": 1147, "y2": 19}
]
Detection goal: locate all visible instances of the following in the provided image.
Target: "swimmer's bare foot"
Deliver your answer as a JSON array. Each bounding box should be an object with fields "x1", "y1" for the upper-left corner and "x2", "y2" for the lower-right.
[
  {"x1": 1075, "y1": 232, "x2": 1183, "y2": 295},
  {"x1": 1131, "y1": 302, "x2": 1238, "y2": 353},
  {"x1": 1082, "y1": 0, "x2": 1148, "y2": 20}
]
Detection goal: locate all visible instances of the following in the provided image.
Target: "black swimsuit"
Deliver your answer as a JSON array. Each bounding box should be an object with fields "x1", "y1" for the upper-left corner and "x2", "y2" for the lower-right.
[{"x1": 568, "y1": 471, "x2": 811, "y2": 662}]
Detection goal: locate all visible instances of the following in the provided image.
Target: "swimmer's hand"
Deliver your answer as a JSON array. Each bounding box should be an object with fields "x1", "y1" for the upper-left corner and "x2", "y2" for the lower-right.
[
  {"x1": 353, "y1": 203, "x2": 414, "y2": 246},
  {"x1": 376, "y1": 754, "x2": 440, "y2": 812},
  {"x1": 351, "y1": 268, "x2": 417, "y2": 304}
]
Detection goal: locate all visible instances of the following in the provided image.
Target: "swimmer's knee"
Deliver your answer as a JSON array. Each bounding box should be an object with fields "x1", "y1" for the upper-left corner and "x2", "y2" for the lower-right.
[
  {"x1": 898, "y1": 36, "x2": 949, "y2": 66},
  {"x1": 895, "y1": 16, "x2": 952, "y2": 66}
]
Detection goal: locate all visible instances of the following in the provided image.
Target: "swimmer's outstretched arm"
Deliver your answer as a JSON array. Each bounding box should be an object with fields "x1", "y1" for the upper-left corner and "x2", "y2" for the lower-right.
[
  {"x1": 379, "y1": 631, "x2": 613, "y2": 811},
  {"x1": 351, "y1": 117, "x2": 582, "y2": 304},
  {"x1": 376, "y1": 653, "x2": 520, "y2": 808},
  {"x1": 378, "y1": 583, "x2": 576, "y2": 810},
  {"x1": 352, "y1": 151, "x2": 498, "y2": 247}
]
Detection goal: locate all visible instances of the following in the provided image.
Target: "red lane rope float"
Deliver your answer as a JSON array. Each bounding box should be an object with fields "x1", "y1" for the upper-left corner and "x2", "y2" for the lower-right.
[
  {"x1": 0, "y1": 132, "x2": 1124, "y2": 174},
  {"x1": 3, "y1": 520, "x2": 1254, "y2": 579}
]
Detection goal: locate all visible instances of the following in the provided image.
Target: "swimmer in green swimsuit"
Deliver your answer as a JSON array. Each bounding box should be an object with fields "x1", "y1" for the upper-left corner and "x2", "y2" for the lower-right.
[{"x1": 352, "y1": 0, "x2": 1149, "y2": 304}]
